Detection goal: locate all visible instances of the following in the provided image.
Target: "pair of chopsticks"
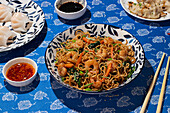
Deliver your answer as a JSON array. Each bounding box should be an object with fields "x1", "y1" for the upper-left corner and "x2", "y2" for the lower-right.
[{"x1": 140, "y1": 53, "x2": 170, "y2": 113}]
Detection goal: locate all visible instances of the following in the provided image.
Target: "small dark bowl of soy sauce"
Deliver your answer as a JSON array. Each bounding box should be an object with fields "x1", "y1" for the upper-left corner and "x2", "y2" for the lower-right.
[
  {"x1": 54, "y1": 0, "x2": 87, "y2": 20},
  {"x1": 59, "y1": 2, "x2": 83, "y2": 13}
]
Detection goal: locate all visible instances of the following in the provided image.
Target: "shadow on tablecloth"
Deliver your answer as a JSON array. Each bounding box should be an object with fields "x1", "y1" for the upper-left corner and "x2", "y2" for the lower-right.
[
  {"x1": 58, "y1": 8, "x2": 91, "y2": 25},
  {"x1": 126, "y1": 13, "x2": 170, "y2": 27},
  {"x1": 4, "y1": 73, "x2": 40, "y2": 94},
  {"x1": 0, "y1": 20, "x2": 48, "y2": 63},
  {"x1": 51, "y1": 58, "x2": 154, "y2": 113}
]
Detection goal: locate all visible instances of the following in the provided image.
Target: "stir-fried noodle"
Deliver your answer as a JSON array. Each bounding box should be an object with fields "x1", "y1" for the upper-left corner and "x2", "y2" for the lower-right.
[{"x1": 55, "y1": 30, "x2": 136, "y2": 91}]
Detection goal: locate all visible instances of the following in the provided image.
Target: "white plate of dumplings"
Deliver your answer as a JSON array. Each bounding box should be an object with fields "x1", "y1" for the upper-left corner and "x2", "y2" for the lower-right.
[
  {"x1": 0, "y1": 0, "x2": 45, "y2": 52},
  {"x1": 120, "y1": 0, "x2": 170, "y2": 21}
]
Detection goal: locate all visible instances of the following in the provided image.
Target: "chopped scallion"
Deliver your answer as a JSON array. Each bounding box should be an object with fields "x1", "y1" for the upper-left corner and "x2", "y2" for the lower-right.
[
  {"x1": 127, "y1": 66, "x2": 135, "y2": 78},
  {"x1": 65, "y1": 48, "x2": 77, "y2": 52},
  {"x1": 112, "y1": 43, "x2": 117, "y2": 46},
  {"x1": 61, "y1": 77, "x2": 64, "y2": 81},
  {"x1": 88, "y1": 41, "x2": 100, "y2": 49},
  {"x1": 84, "y1": 83, "x2": 93, "y2": 87},
  {"x1": 84, "y1": 70, "x2": 89, "y2": 77},
  {"x1": 85, "y1": 50, "x2": 89, "y2": 53},
  {"x1": 54, "y1": 58, "x2": 58, "y2": 63},
  {"x1": 95, "y1": 57, "x2": 98, "y2": 59},
  {"x1": 117, "y1": 50, "x2": 121, "y2": 53},
  {"x1": 79, "y1": 71, "x2": 84, "y2": 74},
  {"x1": 102, "y1": 76, "x2": 110, "y2": 79},
  {"x1": 82, "y1": 35, "x2": 86, "y2": 37},
  {"x1": 107, "y1": 58, "x2": 112, "y2": 61},
  {"x1": 78, "y1": 78, "x2": 81, "y2": 87},
  {"x1": 85, "y1": 88, "x2": 92, "y2": 91},
  {"x1": 74, "y1": 72, "x2": 78, "y2": 81},
  {"x1": 72, "y1": 40, "x2": 76, "y2": 43}
]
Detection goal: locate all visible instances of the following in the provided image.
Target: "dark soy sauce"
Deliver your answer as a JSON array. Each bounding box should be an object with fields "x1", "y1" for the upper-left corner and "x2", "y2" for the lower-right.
[{"x1": 58, "y1": 2, "x2": 83, "y2": 13}]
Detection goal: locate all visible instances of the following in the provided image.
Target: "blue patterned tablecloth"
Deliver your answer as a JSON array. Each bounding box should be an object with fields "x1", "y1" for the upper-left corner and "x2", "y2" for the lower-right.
[{"x1": 0, "y1": 0, "x2": 170, "y2": 113}]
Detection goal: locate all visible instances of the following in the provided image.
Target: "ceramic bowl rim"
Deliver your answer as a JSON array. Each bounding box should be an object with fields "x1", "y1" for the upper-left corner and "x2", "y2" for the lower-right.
[
  {"x1": 54, "y1": 0, "x2": 87, "y2": 15},
  {"x1": 45, "y1": 23, "x2": 145, "y2": 94}
]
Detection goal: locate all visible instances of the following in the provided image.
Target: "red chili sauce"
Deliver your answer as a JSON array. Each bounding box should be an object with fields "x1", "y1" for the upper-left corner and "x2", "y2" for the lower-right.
[{"x1": 6, "y1": 63, "x2": 35, "y2": 81}]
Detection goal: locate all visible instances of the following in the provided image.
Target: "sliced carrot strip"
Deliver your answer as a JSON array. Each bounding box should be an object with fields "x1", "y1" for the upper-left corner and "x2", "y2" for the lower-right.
[
  {"x1": 89, "y1": 50, "x2": 95, "y2": 53},
  {"x1": 64, "y1": 63, "x2": 74, "y2": 68},
  {"x1": 83, "y1": 37, "x2": 96, "y2": 44},
  {"x1": 76, "y1": 52, "x2": 84, "y2": 67},
  {"x1": 83, "y1": 37, "x2": 90, "y2": 43},
  {"x1": 115, "y1": 41, "x2": 122, "y2": 44},
  {"x1": 100, "y1": 40, "x2": 104, "y2": 44},
  {"x1": 90, "y1": 40, "x2": 96, "y2": 43},
  {"x1": 101, "y1": 63, "x2": 112, "y2": 82}
]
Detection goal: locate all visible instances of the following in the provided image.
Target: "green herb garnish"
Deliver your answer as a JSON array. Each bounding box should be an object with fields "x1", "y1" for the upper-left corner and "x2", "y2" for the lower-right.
[
  {"x1": 82, "y1": 35, "x2": 86, "y2": 37},
  {"x1": 74, "y1": 72, "x2": 78, "y2": 81},
  {"x1": 85, "y1": 50, "x2": 89, "y2": 53},
  {"x1": 65, "y1": 48, "x2": 78, "y2": 52},
  {"x1": 61, "y1": 77, "x2": 64, "y2": 81},
  {"x1": 78, "y1": 78, "x2": 81, "y2": 87},
  {"x1": 95, "y1": 48, "x2": 99, "y2": 52},
  {"x1": 85, "y1": 88, "x2": 92, "y2": 91},
  {"x1": 107, "y1": 58, "x2": 112, "y2": 61},
  {"x1": 112, "y1": 43, "x2": 117, "y2": 46},
  {"x1": 84, "y1": 70, "x2": 89, "y2": 77},
  {"x1": 117, "y1": 50, "x2": 121, "y2": 53},
  {"x1": 54, "y1": 58, "x2": 58, "y2": 63},
  {"x1": 72, "y1": 40, "x2": 76, "y2": 43},
  {"x1": 94, "y1": 57, "x2": 98, "y2": 59},
  {"x1": 127, "y1": 66, "x2": 135, "y2": 78},
  {"x1": 79, "y1": 71, "x2": 84, "y2": 74},
  {"x1": 84, "y1": 83, "x2": 93, "y2": 87},
  {"x1": 101, "y1": 76, "x2": 110, "y2": 79},
  {"x1": 88, "y1": 41, "x2": 100, "y2": 49}
]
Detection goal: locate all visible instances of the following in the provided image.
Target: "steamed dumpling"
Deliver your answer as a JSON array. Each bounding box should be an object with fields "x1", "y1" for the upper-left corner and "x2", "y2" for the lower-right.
[
  {"x1": 164, "y1": 0, "x2": 170, "y2": 13},
  {"x1": 0, "y1": 4, "x2": 13, "y2": 22},
  {"x1": 0, "y1": 26, "x2": 16, "y2": 47},
  {"x1": 11, "y1": 12, "x2": 32, "y2": 33},
  {"x1": 128, "y1": 0, "x2": 169, "y2": 19}
]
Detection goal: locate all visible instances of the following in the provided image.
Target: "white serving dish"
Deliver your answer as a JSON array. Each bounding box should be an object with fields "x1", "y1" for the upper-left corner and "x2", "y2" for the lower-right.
[
  {"x1": 2, "y1": 57, "x2": 38, "y2": 87},
  {"x1": 54, "y1": 0, "x2": 87, "y2": 20},
  {"x1": 120, "y1": 0, "x2": 170, "y2": 21}
]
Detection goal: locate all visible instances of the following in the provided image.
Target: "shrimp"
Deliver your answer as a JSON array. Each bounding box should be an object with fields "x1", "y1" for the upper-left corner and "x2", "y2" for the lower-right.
[
  {"x1": 85, "y1": 59, "x2": 99, "y2": 74},
  {"x1": 66, "y1": 51, "x2": 79, "y2": 63},
  {"x1": 57, "y1": 63, "x2": 67, "y2": 77},
  {"x1": 104, "y1": 37, "x2": 114, "y2": 45},
  {"x1": 107, "y1": 61, "x2": 118, "y2": 71},
  {"x1": 90, "y1": 77, "x2": 102, "y2": 88},
  {"x1": 71, "y1": 39, "x2": 84, "y2": 48},
  {"x1": 119, "y1": 49, "x2": 128, "y2": 60},
  {"x1": 97, "y1": 49, "x2": 107, "y2": 58}
]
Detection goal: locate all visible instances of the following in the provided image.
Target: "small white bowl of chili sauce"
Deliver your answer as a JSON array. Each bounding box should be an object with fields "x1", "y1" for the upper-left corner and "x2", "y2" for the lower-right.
[
  {"x1": 2, "y1": 57, "x2": 37, "y2": 87},
  {"x1": 54, "y1": 0, "x2": 87, "y2": 20}
]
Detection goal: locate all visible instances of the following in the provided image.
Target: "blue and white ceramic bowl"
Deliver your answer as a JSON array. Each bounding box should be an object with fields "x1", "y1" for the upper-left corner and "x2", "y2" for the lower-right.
[{"x1": 45, "y1": 24, "x2": 145, "y2": 94}]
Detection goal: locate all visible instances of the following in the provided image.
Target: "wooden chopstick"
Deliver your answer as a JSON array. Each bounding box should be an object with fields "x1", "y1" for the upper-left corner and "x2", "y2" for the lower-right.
[
  {"x1": 140, "y1": 53, "x2": 165, "y2": 113},
  {"x1": 156, "y1": 56, "x2": 170, "y2": 113}
]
